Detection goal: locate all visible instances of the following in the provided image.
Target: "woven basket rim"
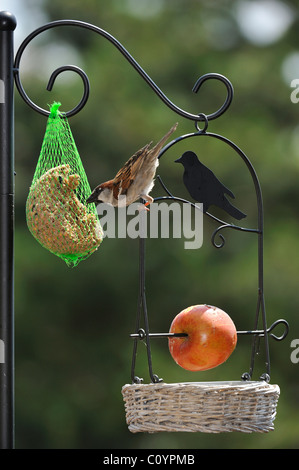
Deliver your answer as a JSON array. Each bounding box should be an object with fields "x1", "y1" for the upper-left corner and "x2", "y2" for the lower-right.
[{"x1": 122, "y1": 380, "x2": 279, "y2": 389}]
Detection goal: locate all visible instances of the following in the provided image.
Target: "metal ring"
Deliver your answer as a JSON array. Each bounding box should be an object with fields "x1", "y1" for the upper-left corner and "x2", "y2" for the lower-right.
[{"x1": 195, "y1": 113, "x2": 209, "y2": 132}]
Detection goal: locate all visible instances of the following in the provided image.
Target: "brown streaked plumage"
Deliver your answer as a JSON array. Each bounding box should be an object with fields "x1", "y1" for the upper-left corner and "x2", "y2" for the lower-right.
[{"x1": 86, "y1": 123, "x2": 178, "y2": 208}]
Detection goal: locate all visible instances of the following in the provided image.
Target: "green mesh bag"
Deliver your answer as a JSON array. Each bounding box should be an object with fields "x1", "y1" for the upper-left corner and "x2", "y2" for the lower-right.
[{"x1": 26, "y1": 102, "x2": 103, "y2": 267}]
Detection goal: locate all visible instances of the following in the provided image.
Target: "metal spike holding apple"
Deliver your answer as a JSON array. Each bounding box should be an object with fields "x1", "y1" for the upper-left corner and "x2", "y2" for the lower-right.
[{"x1": 168, "y1": 304, "x2": 237, "y2": 371}]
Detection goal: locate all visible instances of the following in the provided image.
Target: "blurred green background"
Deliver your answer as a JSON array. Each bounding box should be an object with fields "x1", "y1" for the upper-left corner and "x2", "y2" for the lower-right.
[{"x1": 2, "y1": 0, "x2": 299, "y2": 448}]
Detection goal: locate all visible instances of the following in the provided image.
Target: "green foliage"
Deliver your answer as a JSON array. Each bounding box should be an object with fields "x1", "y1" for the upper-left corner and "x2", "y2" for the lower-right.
[{"x1": 14, "y1": 0, "x2": 299, "y2": 449}]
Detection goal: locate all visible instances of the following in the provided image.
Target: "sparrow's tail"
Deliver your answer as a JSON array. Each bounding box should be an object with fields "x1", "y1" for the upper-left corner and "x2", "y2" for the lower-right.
[{"x1": 149, "y1": 123, "x2": 178, "y2": 159}]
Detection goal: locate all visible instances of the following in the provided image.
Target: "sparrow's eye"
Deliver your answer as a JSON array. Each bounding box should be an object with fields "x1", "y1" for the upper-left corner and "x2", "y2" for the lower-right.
[{"x1": 95, "y1": 186, "x2": 103, "y2": 195}]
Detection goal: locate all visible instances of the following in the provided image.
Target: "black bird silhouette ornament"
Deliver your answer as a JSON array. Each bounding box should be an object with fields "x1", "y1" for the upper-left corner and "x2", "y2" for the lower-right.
[{"x1": 175, "y1": 151, "x2": 246, "y2": 220}]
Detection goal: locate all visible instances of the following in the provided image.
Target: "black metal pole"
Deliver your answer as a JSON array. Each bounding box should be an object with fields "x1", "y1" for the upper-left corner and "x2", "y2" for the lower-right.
[{"x1": 0, "y1": 11, "x2": 16, "y2": 449}]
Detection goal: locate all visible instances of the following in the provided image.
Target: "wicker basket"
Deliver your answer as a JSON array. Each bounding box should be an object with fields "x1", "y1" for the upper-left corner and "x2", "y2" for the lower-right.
[{"x1": 122, "y1": 381, "x2": 280, "y2": 433}]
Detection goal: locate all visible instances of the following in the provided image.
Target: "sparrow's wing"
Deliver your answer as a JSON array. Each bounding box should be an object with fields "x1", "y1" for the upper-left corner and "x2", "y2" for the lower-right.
[
  {"x1": 147, "y1": 122, "x2": 178, "y2": 160},
  {"x1": 112, "y1": 143, "x2": 151, "y2": 199}
]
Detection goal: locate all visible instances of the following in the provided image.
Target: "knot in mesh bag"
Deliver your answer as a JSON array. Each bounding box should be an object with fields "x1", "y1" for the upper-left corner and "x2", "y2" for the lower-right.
[{"x1": 26, "y1": 102, "x2": 103, "y2": 267}]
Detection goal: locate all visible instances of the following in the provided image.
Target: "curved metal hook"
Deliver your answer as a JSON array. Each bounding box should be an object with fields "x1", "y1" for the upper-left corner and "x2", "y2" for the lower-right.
[
  {"x1": 211, "y1": 223, "x2": 261, "y2": 249},
  {"x1": 192, "y1": 73, "x2": 234, "y2": 121},
  {"x1": 14, "y1": 62, "x2": 89, "y2": 117},
  {"x1": 46, "y1": 65, "x2": 90, "y2": 117},
  {"x1": 14, "y1": 19, "x2": 233, "y2": 120}
]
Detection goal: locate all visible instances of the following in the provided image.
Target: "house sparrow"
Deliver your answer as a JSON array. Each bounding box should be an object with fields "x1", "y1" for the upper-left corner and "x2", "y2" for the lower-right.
[
  {"x1": 86, "y1": 123, "x2": 178, "y2": 208},
  {"x1": 175, "y1": 151, "x2": 246, "y2": 220}
]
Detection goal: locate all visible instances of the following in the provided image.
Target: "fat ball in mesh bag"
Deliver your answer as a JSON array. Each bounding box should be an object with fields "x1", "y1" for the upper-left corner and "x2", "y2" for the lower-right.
[{"x1": 26, "y1": 102, "x2": 103, "y2": 267}]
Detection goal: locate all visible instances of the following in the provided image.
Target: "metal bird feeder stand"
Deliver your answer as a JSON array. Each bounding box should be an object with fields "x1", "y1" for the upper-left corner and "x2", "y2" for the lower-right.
[{"x1": 0, "y1": 11, "x2": 289, "y2": 447}]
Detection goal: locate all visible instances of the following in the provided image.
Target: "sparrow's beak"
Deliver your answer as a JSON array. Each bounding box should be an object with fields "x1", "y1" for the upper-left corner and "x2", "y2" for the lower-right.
[{"x1": 86, "y1": 191, "x2": 98, "y2": 204}]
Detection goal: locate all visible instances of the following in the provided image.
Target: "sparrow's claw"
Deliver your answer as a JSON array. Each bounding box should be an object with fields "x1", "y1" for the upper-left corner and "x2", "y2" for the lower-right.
[{"x1": 138, "y1": 204, "x2": 150, "y2": 212}]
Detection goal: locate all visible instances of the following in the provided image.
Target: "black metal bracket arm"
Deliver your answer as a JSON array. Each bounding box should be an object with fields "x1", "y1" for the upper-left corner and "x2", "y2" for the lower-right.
[{"x1": 13, "y1": 19, "x2": 233, "y2": 121}]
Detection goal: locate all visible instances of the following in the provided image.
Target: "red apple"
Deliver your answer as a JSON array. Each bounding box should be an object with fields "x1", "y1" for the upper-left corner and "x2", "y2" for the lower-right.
[{"x1": 168, "y1": 304, "x2": 237, "y2": 371}]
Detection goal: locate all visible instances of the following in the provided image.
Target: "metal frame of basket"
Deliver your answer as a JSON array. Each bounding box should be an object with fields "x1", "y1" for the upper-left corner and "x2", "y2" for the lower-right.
[
  {"x1": 123, "y1": 120, "x2": 289, "y2": 432},
  {"x1": 129, "y1": 132, "x2": 289, "y2": 387},
  {"x1": 124, "y1": 66, "x2": 289, "y2": 434}
]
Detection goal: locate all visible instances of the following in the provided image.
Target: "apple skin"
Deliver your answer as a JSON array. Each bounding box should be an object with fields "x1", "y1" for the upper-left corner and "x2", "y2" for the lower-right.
[{"x1": 168, "y1": 304, "x2": 237, "y2": 371}]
